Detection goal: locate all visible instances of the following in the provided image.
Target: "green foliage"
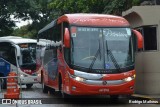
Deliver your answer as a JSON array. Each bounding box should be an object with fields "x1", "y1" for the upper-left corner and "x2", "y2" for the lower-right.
[
  {"x1": 48, "y1": 0, "x2": 140, "y2": 16},
  {"x1": 0, "y1": 0, "x2": 140, "y2": 38},
  {"x1": 48, "y1": 0, "x2": 105, "y2": 16},
  {"x1": 0, "y1": 0, "x2": 53, "y2": 37},
  {"x1": 103, "y1": 0, "x2": 140, "y2": 15},
  {"x1": 132, "y1": 0, "x2": 140, "y2": 5},
  {"x1": 0, "y1": 0, "x2": 15, "y2": 36},
  {"x1": 12, "y1": 25, "x2": 37, "y2": 38}
]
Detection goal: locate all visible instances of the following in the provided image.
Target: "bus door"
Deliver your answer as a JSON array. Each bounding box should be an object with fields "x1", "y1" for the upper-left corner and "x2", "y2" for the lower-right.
[
  {"x1": 42, "y1": 46, "x2": 49, "y2": 85},
  {"x1": 47, "y1": 46, "x2": 58, "y2": 86}
]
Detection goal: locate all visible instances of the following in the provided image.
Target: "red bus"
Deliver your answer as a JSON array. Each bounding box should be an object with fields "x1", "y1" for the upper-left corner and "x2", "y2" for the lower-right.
[{"x1": 36, "y1": 14, "x2": 143, "y2": 98}]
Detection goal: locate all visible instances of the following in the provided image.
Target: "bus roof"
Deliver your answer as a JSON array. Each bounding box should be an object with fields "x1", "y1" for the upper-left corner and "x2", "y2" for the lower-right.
[
  {"x1": 58, "y1": 13, "x2": 129, "y2": 26},
  {"x1": 0, "y1": 36, "x2": 23, "y2": 39},
  {"x1": 38, "y1": 20, "x2": 57, "y2": 34},
  {"x1": 0, "y1": 36, "x2": 36, "y2": 44},
  {"x1": 38, "y1": 14, "x2": 130, "y2": 34}
]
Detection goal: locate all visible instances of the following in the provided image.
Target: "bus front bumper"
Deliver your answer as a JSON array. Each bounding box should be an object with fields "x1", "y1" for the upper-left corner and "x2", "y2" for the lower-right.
[
  {"x1": 67, "y1": 78, "x2": 134, "y2": 96},
  {"x1": 19, "y1": 75, "x2": 38, "y2": 84}
]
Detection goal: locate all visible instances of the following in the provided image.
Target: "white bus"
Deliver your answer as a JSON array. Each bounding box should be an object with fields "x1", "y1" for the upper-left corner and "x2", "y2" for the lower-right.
[{"x1": 0, "y1": 36, "x2": 38, "y2": 88}]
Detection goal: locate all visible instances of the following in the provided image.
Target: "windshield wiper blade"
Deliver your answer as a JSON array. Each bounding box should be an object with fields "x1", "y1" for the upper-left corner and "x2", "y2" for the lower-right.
[
  {"x1": 106, "y1": 40, "x2": 121, "y2": 72},
  {"x1": 88, "y1": 39, "x2": 101, "y2": 72},
  {"x1": 107, "y1": 50, "x2": 121, "y2": 72}
]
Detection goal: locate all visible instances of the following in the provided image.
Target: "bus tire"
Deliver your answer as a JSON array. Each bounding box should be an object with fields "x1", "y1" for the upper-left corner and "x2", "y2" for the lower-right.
[
  {"x1": 58, "y1": 74, "x2": 71, "y2": 98},
  {"x1": 26, "y1": 84, "x2": 33, "y2": 89},
  {"x1": 0, "y1": 75, "x2": 6, "y2": 89},
  {"x1": 41, "y1": 70, "x2": 43, "y2": 84},
  {"x1": 48, "y1": 87, "x2": 55, "y2": 94},
  {"x1": 42, "y1": 78, "x2": 48, "y2": 93}
]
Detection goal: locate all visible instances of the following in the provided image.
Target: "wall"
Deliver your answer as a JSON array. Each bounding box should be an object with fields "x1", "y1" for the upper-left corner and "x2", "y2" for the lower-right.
[
  {"x1": 123, "y1": 6, "x2": 160, "y2": 95},
  {"x1": 135, "y1": 52, "x2": 160, "y2": 94}
]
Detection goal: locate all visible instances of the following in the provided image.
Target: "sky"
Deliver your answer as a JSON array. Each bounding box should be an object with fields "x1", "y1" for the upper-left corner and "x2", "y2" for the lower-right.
[
  {"x1": 15, "y1": 19, "x2": 32, "y2": 28},
  {"x1": 11, "y1": 15, "x2": 33, "y2": 28}
]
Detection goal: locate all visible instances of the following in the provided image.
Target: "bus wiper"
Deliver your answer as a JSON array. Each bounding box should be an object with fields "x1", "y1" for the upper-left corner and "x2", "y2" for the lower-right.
[
  {"x1": 106, "y1": 41, "x2": 121, "y2": 72},
  {"x1": 88, "y1": 39, "x2": 101, "y2": 72},
  {"x1": 107, "y1": 50, "x2": 121, "y2": 72}
]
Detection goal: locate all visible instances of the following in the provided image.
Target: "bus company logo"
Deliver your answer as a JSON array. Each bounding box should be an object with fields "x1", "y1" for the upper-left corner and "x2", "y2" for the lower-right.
[{"x1": 102, "y1": 81, "x2": 107, "y2": 85}]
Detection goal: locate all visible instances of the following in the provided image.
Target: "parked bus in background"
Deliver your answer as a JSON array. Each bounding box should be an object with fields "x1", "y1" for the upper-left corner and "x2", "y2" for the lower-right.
[
  {"x1": 37, "y1": 14, "x2": 143, "y2": 98},
  {"x1": 0, "y1": 36, "x2": 37, "y2": 88}
]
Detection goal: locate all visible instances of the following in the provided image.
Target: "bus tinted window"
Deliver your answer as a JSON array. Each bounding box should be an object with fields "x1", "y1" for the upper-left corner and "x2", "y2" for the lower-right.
[
  {"x1": 0, "y1": 42, "x2": 16, "y2": 65},
  {"x1": 38, "y1": 24, "x2": 62, "y2": 43},
  {"x1": 19, "y1": 43, "x2": 36, "y2": 67}
]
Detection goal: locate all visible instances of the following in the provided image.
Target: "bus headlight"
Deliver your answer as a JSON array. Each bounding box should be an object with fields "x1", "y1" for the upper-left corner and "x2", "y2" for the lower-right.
[
  {"x1": 123, "y1": 75, "x2": 135, "y2": 82},
  {"x1": 20, "y1": 74, "x2": 28, "y2": 77},
  {"x1": 20, "y1": 74, "x2": 24, "y2": 77},
  {"x1": 75, "y1": 76, "x2": 85, "y2": 82},
  {"x1": 69, "y1": 72, "x2": 86, "y2": 82},
  {"x1": 124, "y1": 77, "x2": 132, "y2": 82},
  {"x1": 38, "y1": 74, "x2": 41, "y2": 77}
]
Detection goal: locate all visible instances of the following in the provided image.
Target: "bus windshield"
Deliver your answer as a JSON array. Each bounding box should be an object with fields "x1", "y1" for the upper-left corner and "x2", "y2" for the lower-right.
[
  {"x1": 71, "y1": 26, "x2": 134, "y2": 73},
  {"x1": 19, "y1": 43, "x2": 36, "y2": 68}
]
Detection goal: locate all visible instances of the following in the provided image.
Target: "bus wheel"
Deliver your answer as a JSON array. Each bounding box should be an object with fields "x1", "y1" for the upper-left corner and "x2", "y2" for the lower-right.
[
  {"x1": 48, "y1": 87, "x2": 55, "y2": 95},
  {"x1": 26, "y1": 84, "x2": 33, "y2": 89},
  {"x1": 59, "y1": 75, "x2": 70, "y2": 98},
  {"x1": 60, "y1": 84, "x2": 71, "y2": 98},
  {"x1": 0, "y1": 77, "x2": 6, "y2": 89},
  {"x1": 42, "y1": 80, "x2": 48, "y2": 93}
]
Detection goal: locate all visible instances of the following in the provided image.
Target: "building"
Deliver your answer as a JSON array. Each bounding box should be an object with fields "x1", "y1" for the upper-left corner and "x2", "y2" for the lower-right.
[{"x1": 122, "y1": 6, "x2": 160, "y2": 95}]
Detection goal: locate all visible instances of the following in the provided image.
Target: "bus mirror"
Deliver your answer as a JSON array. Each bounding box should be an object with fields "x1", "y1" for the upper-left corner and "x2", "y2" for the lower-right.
[
  {"x1": 132, "y1": 29, "x2": 143, "y2": 49},
  {"x1": 16, "y1": 51, "x2": 21, "y2": 57},
  {"x1": 64, "y1": 28, "x2": 70, "y2": 48},
  {"x1": 14, "y1": 45, "x2": 21, "y2": 57}
]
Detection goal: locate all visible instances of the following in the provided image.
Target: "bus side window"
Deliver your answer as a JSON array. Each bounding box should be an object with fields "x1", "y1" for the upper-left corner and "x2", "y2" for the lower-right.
[{"x1": 0, "y1": 43, "x2": 16, "y2": 66}]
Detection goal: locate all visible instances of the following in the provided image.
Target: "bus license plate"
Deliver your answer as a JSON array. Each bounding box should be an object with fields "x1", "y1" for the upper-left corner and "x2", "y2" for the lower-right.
[{"x1": 99, "y1": 88, "x2": 110, "y2": 92}]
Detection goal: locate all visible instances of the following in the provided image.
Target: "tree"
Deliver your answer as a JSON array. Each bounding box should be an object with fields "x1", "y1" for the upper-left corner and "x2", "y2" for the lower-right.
[
  {"x1": 103, "y1": 0, "x2": 140, "y2": 15},
  {"x1": 48, "y1": 0, "x2": 140, "y2": 16},
  {"x1": 12, "y1": 24, "x2": 37, "y2": 38},
  {"x1": 48, "y1": 0, "x2": 105, "y2": 16},
  {"x1": 1, "y1": 0, "x2": 140, "y2": 38},
  {"x1": 0, "y1": 0, "x2": 15, "y2": 36},
  {"x1": 0, "y1": 0, "x2": 53, "y2": 37}
]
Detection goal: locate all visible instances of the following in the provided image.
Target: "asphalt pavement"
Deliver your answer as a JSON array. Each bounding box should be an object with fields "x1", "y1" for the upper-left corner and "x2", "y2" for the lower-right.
[{"x1": 0, "y1": 83, "x2": 159, "y2": 107}]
